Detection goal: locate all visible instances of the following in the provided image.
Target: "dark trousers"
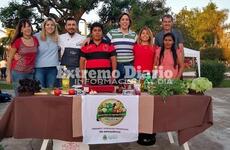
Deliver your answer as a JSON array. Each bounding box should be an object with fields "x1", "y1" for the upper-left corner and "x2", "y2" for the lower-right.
[{"x1": 0, "y1": 67, "x2": 6, "y2": 79}]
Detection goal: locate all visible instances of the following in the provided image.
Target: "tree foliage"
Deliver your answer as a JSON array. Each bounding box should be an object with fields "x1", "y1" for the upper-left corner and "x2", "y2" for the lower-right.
[
  {"x1": 130, "y1": 0, "x2": 169, "y2": 33},
  {"x1": 24, "y1": 0, "x2": 101, "y2": 31},
  {"x1": 175, "y1": 3, "x2": 228, "y2": 49},
  {"x1": 0, "y1": 0, "x2": 102, "y2": 32},
  {"x1": 0, "y1": 1, "x2": 37, "y2": 29},
  {"x1": 0, "y1": 28, "x2": 15, "y2": 59},
  {"x1": 98, "y1": 0, "x2": 169, "y2": 33}
]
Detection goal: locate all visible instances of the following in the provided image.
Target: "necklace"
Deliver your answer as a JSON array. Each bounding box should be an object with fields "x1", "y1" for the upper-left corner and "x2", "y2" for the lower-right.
[{"x1": 22, "y1": 36, "x2": 32, "y2": 40}]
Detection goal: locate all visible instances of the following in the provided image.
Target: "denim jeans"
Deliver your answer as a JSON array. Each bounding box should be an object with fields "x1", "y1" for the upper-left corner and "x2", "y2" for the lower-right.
[
  {"x1": 117, "y1": 62, "x2": 134, "y2": 83},
  {"x1": 1, "y1": 67, "x2": 7, "y2": 79},
  {"x1": 11, "y1": 70, "x2": 34, "y2": 95},
  {"x1": 35, "y1": 67, "x2": 57, "y2": 88},
  {"x1": 66, "y1": 66, "x2": 80, "y2": 87}
]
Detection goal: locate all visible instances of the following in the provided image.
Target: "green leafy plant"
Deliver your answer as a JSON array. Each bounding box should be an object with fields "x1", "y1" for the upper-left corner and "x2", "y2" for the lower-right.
[
  {"x1": 190, "y1": 77, "x2": 212, "y2": 93},
  {"x1": 147, "y1": 79, "x2": 188, "y2": 102}
]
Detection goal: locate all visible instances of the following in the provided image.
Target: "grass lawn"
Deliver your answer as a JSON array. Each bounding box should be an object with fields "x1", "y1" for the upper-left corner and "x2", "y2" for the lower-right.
[
  {"x1": 218, "y1": 79, "x2": 230, "y2": 88},
  {"x1": 0, "y1": 83, "x2": 13, "y2": 90}
]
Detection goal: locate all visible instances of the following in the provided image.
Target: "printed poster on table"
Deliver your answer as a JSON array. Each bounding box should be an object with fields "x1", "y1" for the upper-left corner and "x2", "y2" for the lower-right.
[{"x1": 82, "y1": 95, "x2": 139, "y2": 144}]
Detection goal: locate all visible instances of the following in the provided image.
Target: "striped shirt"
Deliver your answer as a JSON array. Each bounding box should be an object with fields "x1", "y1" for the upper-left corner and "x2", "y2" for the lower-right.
[
  {"x1": 105, "y1": 28, "x2": 137, "y2": 63},
  {"x1": 81, "y1": 40, "x2": 116, "y2": 69}
]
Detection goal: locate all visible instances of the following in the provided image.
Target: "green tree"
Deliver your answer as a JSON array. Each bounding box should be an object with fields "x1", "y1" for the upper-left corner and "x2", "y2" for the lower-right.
[
  {"x1": 131, "y1": 0, "x2": 169, "y2": 33},
  {"x1": 175, "y1": 2, "x2": 228, "y2": 49},
  {"x1": 175, "y1": 8, "x2": 202, "y2": 49},
  {"x1": 98, "y1": 0, "x2": 169, "y2": 33},
  {"x1": 0, "y1": 1, "x2": 38, "y2": 29},
  {"x1": 24, "y1": 0, "x2": 101, "y2": 32},
  {"x1": 1, "y1": 0, "x2": 102, "y2": 32},
  {"x1": 98, "y1": 0, "x2": 133, "y2": 32},
  {"x1": 220, "y1": 25, "x2": 230, "y2": 62}
]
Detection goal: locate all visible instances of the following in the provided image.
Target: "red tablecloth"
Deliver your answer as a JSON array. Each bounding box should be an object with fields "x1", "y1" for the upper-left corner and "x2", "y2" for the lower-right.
[{"x1": 0, "y1": 95, "x2": 213, "y2": 145}]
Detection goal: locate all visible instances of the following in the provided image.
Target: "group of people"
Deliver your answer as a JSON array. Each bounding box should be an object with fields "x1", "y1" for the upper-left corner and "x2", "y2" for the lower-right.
[
  {"x1": 5, "y1": 12, "x2": 185, "y2": 145},
  {"x1": 6, "y1": 13, "x2": 184, "y2": 92}
]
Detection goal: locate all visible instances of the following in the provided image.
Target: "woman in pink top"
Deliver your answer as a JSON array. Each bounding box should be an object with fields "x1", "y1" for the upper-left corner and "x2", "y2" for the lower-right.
[
  {"x1": 6, "y1": 19, "x2": 38, "y2": 94},
  {"x1": 154, "y1": 32, "x2": 184, "y2": 79}
]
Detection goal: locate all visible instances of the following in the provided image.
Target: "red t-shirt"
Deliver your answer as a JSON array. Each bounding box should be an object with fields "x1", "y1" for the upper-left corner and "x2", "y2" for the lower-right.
[
  {"x1": 133, "y1": 44, "x2": 158, "y2": 72},
  {"x1": 11, "y1": 37, "x2": 38, "y2": 73},
  {"x1": 81, "y1": 40, "x2": 116, "y2": 69}
]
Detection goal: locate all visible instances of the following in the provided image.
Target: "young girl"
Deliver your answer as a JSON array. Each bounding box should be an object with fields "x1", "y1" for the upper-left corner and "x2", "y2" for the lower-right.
[
  {"x1": 154, "y1": 32, "x2": 184, "y2": 79},
  {"x1": 6, "y1": 19, "x2": 38, "y2": 94},
  {"x1": 133, "y1": 26, "x2": 158, "y2": 77}
]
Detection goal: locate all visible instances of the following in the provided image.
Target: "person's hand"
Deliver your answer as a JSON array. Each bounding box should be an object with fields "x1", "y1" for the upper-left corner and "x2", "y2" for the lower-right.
[
  {"x1": 14, "y1": 53, "x2": 21, "y2": 60},
  {"x1": 80, "y1": 78, "x2": 86, "y2": 85},
  {"x1": 81, "y1": 37, "x2": 91, "y2": 46},
  {"x1": 110, "y1": 70, "x2": 117, "y2": 84}
]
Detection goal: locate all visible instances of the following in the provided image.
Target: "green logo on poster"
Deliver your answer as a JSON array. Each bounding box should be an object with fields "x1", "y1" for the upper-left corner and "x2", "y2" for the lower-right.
[
  {"x1": 97, "y1": 99, "x2": 127, "y2": 126},
  {"x1": 103, "y1": 135, "x2": 107, "y2": 140}
]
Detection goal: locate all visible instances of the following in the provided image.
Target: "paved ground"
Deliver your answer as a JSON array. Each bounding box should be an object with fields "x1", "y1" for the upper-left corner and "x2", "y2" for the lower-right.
[{"x1": 0, "y1": 88, "x2": 230, "y2": 150}]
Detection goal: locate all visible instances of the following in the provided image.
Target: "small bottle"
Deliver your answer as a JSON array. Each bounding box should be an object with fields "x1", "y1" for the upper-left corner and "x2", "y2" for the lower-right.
[
  {"x1": 140, "y1": 74, "x2": 145, "y2": 92},
  {"x1": 62, "y1": 73, "x2": 69, "y2": 91},
  {"x1": 152, "y1": 66, "x2": 158, "y2": 79}
]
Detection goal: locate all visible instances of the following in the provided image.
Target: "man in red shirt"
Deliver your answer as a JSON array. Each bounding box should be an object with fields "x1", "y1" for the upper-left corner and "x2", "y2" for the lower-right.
[{"x1": 80, "y1": 22, "x2": 117, "y2": 85}]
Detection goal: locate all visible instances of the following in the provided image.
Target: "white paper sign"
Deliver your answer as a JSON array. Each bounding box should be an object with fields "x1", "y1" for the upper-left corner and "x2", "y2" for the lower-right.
[{"x1": 82, "y1": 95, "x2": 139, "y2": 144}]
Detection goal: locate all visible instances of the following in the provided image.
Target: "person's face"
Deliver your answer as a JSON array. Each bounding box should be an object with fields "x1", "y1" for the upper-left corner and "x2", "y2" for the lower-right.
[
  {"x1": 91, "y1": 27, "x2": 103, "y2": 41},
  {"x1": 163, "y1": 36, "x2": 174, "y2": 49},
  {"x1": 119, "y1": 15, "x2": 130, "y2": 30},
  {"x1": 140, "y1": 29, "x2": 150, "y2": 43},
  {"x1": 65, "y1": 20, "x2": 77, "y2": 35},
  {"x1": 162, "y1": 17, "x2": 173, "y2": 31},
  {"x1": 21, "y1": 23, "x2": 32, "y2": 37},
  {"x1": 45, "y1": 20, "x2": 55, "y2": 35}
]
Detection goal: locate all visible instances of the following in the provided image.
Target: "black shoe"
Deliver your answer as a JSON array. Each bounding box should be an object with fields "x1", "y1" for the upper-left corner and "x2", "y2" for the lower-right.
[{"x1": 137, "y1": 133, "x2": 156, "y2": 146}]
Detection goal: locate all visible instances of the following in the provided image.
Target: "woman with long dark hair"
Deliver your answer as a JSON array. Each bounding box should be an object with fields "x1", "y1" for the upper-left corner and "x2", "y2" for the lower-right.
[
  {"x1": 154, "y1": 32, "x2": 184, "y2": 79},
  {"x1": 6, "y1": 19, "x2": 38, "y2": 94}
]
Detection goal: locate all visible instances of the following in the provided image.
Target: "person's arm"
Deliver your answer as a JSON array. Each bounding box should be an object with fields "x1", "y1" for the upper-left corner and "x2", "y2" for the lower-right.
[
  {"x1": 177, "y1": 29, "x2": 185, "y2": 61},
  {"x1": 6, "y1": 47, "x2": 17, "y2": 84},
  {"x1": 81, "y1": 37, "x2": 91, "y2": 46},
  {"x1": 154, "y1": 47, "x2": 160, "y2": 67},
  {"x1": 79, "y1": 57, "x2": 86, "y2": 84},
  {"x1": 154, "y1": 33, "x2": 161, "y2": 47},
  {"x1": 58, "y1": 36, "x2": 65, "y2": 58},
  {"x1": 176, "y1": 50, "x2": 184, "y2": 79},
  {"x1": 110, "y1": 44, "x2": 117, "y2": 78},
  {"x1": 110, "y1": 56, "x2": 117, "y2": 72}
]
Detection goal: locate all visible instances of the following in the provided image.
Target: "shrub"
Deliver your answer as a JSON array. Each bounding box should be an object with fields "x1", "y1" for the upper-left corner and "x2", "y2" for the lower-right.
[
  {"x1": 0, "y1": 145, "x2": 4, "y2": 150},
  {"x1": 200, "y1": 47, "x2": 224, "y2": 60},
  {"x1": 200, "y1": 60, "x2": 226, "y2": 87}
]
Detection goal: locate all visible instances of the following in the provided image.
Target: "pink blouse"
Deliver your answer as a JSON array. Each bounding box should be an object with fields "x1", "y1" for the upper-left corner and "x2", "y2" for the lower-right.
[{"x1": 156, "y1": 48, "x2": 182, "y2": 79}]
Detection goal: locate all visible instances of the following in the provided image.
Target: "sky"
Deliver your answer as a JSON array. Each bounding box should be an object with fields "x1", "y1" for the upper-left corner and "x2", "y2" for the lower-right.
[{"x1": 0, "y1": 0, "x2": 230, "y2": 34}]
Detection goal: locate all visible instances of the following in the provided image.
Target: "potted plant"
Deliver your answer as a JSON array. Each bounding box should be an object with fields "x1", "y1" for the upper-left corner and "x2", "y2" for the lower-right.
[{"x1": 17, "y1": 79, "x2": 41, "y2": 96}]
